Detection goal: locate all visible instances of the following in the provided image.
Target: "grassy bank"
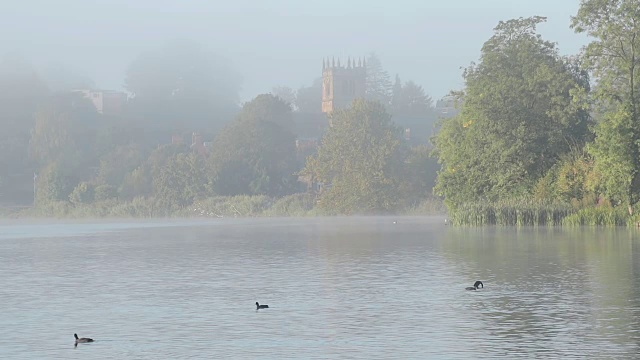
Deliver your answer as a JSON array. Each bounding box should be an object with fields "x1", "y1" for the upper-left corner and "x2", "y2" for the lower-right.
[{"x1": 6, "y1": 194, "x2": 447, "y2": 219}]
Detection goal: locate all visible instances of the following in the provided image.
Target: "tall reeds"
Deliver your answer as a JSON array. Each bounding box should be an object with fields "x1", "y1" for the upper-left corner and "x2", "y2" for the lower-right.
[
  {"x1": 450, "y1": 200, "x2": 573, "y2": 226},
  {"x1": 562, "y1": 207, "x2": 628, "y2": 226}
]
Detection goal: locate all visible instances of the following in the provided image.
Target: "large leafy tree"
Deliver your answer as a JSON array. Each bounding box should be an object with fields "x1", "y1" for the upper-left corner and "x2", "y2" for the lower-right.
[
  {"x1": 572, "y1": 0, "x2": 640, "y2": 214},
  {"x1": 303, "y1": 99, "x2": 405, "y2": 214},
  {"x1": 207, "y1": 94, "x2": 299, "y2": 196},
  {"x1": 433, "y1": 16, "x2": 592, "y2": 208}
]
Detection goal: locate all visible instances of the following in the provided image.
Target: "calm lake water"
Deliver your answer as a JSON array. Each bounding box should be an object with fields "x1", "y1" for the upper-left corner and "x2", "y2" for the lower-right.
[{"x1": 2, "y1": 216, "x2": 640, "y2": 359}]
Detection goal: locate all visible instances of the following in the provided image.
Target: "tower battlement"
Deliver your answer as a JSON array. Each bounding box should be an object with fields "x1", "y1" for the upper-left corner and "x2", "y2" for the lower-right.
[{"x1": 322, "y1": 57, "x2": 366, "y2": 113}]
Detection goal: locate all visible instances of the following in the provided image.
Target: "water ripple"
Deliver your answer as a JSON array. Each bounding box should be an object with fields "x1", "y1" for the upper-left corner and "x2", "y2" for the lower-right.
[{"x1": 0, "y1": 217, "x2": 639, "y2": 359}]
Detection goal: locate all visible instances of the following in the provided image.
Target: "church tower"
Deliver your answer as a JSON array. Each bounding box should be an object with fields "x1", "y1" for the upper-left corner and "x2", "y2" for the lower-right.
[{"x1": 322, "y1": 57, "x2": 366, "y2": 113}]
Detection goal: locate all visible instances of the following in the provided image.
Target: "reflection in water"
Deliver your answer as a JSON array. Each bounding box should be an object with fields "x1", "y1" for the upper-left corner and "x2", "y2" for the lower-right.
[
  {"x1": 443, "y1": 226, "x2": 640, "y2": 357},
  {"x1": 1, "y1": 217, "x2": 640, "y2": 359}
]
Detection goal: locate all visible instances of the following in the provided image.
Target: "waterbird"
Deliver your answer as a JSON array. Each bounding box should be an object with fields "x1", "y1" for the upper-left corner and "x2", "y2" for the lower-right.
[
  {"x1": 256, "y1": 302, "x2": 269, "y2": 309},
  {"x1": 465, "y1": 280, "x2": 484, "y2": 291},
  {"x1": 74, "y1": 333, "x2": 94, "y2": 344}
]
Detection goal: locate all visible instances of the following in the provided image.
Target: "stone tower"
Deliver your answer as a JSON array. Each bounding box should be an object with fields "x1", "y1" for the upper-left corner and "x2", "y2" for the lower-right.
[{"x1": 321, "y1": 57, "x2": 366, "y2": 113}]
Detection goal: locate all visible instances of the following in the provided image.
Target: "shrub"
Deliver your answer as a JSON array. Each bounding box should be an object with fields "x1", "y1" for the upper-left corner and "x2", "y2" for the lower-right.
[{"x1": 69, "y1": 182, "x2": 95, "y2": 205}]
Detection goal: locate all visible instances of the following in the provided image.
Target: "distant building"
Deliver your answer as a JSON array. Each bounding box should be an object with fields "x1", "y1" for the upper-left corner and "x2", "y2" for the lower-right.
[
  {"x1": 190, "y1": 132, "x2": 210, "y2": 157},
  {"x1": 169, "y1": 132, "x2": 212, "y2": 157},
  {"x1": 73, "y1": 89, "x2": 128, "y2": 116},
  {"x1": 321, "y1": 57, "x2": 366, "y2": 114}
]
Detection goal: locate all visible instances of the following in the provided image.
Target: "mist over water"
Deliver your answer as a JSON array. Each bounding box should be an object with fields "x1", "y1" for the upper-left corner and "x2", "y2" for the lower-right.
[{"x1": 1, "y1": 217, "x2": 640, "y2": 359}]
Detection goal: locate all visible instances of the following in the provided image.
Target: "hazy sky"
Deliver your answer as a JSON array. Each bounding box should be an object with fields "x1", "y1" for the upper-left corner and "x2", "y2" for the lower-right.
[{"x1": 1, "y1": 0, "x2": 588, "y2": 102}]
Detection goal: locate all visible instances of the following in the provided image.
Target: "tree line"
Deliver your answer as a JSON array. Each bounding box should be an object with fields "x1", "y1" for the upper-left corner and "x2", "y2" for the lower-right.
[
  {"x1": 8, "y1": 0, "x2": 633, "y2": 221},
  {"x1": 0, "y1": 41, "x2": 440, "y2": 216}
]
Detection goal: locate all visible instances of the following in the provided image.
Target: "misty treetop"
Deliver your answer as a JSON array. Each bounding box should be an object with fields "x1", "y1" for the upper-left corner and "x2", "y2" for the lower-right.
[{"x1": 124, "y1": 40, "x2": 243, "y2": 137}]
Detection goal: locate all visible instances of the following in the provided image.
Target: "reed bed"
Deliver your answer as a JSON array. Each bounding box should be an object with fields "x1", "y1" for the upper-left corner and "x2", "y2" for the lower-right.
[
  {"x1": 562, "y1": 207, "x2": 629, "y2": 226},
  {"x1": 450, "y1": 201, "x2": 574, "y2": 226}
]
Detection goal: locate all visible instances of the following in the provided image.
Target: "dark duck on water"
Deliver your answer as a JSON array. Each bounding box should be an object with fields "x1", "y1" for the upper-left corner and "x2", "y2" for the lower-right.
[
  {"x1": 74, "y1": 333, "x2": 94, "y2": 346},
  {"x1": 466, "y1": 281, "x2": 484, "y2": 291},
  {"x1": 256, "y1": 302, "x2": 269, "y2": 309}
]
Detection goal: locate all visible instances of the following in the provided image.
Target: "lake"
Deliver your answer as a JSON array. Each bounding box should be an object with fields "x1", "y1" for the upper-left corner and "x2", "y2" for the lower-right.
[{"x1": 1, "y1": 216, "x2": 640, "y2": 359}]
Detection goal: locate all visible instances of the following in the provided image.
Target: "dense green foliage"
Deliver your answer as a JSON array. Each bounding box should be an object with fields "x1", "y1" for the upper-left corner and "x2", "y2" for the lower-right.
[
  {"x1": 431, "y1": 4, "x2": 640, "y2": 226},
  {"x1": 434, "y1": 16, "x2": 592, "y2": 211},
  {"x1": 207, "y1": 94, "x2": 299, "y2": 197},
  {"x1": 572, "y1": 0, "x2": 640, "y2": 214},
  {"x1": 302, "y1": 99, "x2": 435, "y2": 214}
]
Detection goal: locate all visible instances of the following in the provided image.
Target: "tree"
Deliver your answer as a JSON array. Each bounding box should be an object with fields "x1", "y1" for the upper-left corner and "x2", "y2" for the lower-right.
[
  {"x1": 433, "y1": 16, "x2": 592, "y2": 209},
  {"x1": 365, "y1": 53, "x2": 393, "y2": 106},
  {"x1": 571, "y1": 0, "x2": 640, "y2": 214},
  {"x1": 207, "y1": 94, "x2": 299, "y2": 196},
  {"x1": 392, "y1": 74, "x2": 402, "y2": 108},
  {"x1": 398, "y1": 145, "x2": 440, "y2": 206},
  {"x1": 35, "y1": 161, "x2": 76, "y2": 204},
  {"x1": 96, "y1": 144, "x2": 145, "y2": 187},
  {"x1": 295, "y1": 78, "x2": 322, "y2": 113},
  {"x1": 0, "y1": 55, "x2": 49, "y2": 203},
  {"x1": 392, "y1": 81, "x2": 434, "y2": 119},
  {"x1": 29, "y1": 92, "x2": 99, "y2": 167},
  {"x1": 271, "y1": 86, "x2": 297, "y2": 110},
  {"x1": 390, "y1": 76, "x2": 437, "y2": 143},
  {"x1": 119, "y1": 166, "x2": 152, "y2": 200},
  {"x1": 125, "y1": 40, "x2": 241, "y2": 104},
  {"x1": 302, "y1": 99, "x2": 405, "y2": 214},
  {"x1": 125, "y1": 40, "x2": 242, "y2": 136},
  {"x1": 153, "y1": 152, "x2": 207, "y2": 206},
  {"x1": 69, "y1": 182, "x2": 95, "y2": 205}
]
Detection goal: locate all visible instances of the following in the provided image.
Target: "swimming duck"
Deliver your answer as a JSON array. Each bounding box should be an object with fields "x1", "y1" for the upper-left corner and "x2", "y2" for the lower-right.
[
  {"x1": 256, "y1": 302, "x2": 269, "y2": 309},
  {"x1": 74, "y1": 333, "x2": 94, "y2": 343},
  {"x1": 465, "y1": 280, "x2": 484, "y2": 291}
]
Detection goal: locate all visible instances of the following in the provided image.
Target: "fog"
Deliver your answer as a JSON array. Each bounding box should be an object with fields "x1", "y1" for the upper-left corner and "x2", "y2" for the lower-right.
[
  {"x1": 0, "y1": 0, "x2": 595, "y2": 213},
  {"x1": 1, "y1": 0, "x2": 586, "y2": 101}
]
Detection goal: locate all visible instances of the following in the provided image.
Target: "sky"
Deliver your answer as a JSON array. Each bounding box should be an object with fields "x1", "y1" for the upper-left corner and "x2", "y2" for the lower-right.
[{"x1": 0, "y1": 0, "x2": 589, "y2": 102}]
